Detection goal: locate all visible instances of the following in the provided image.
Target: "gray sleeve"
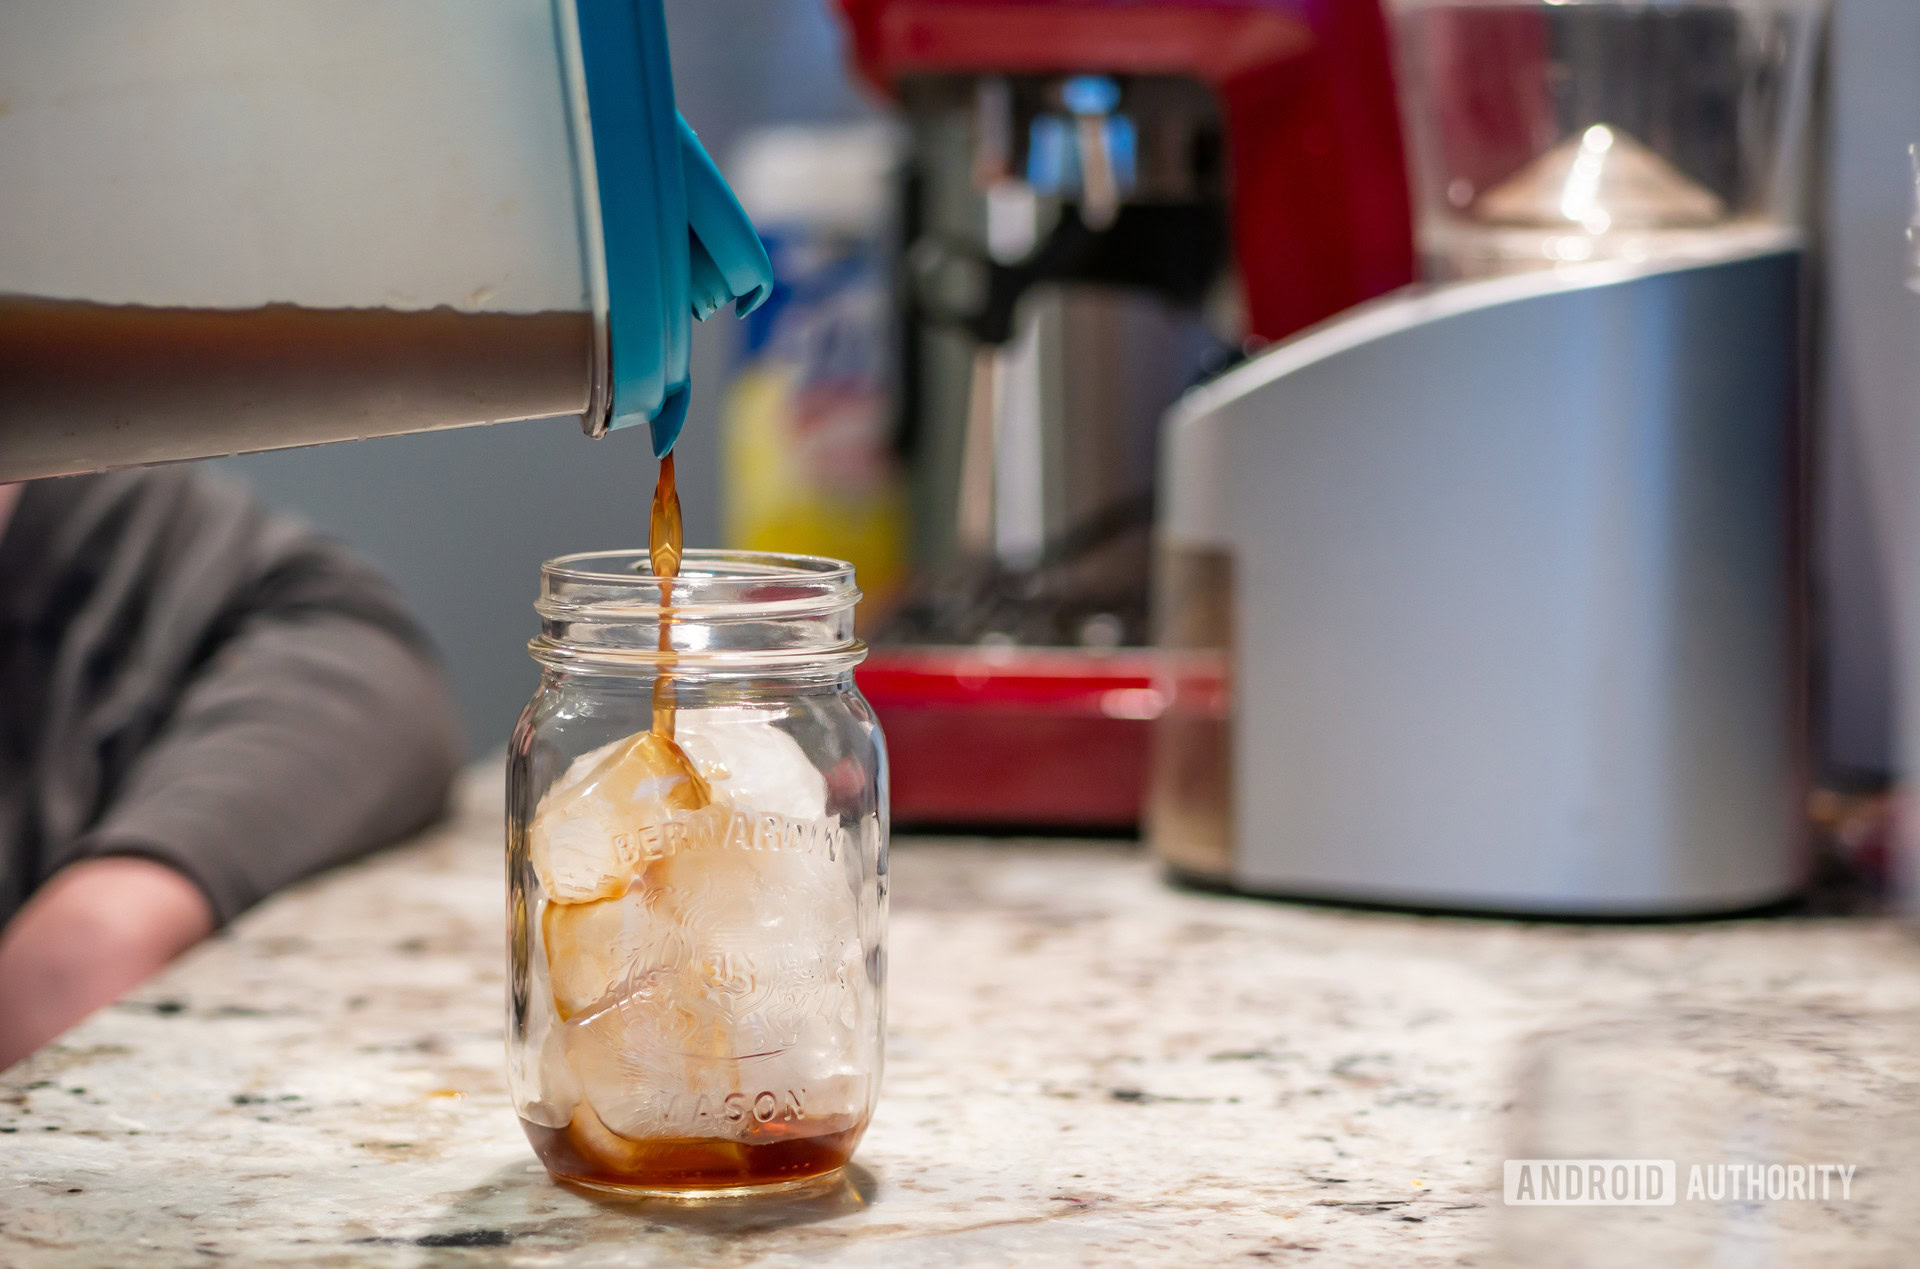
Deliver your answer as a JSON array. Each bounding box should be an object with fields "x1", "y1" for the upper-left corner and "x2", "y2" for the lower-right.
[{"x1": 45, "y1": 480, "x2": 464, "y2": 926}]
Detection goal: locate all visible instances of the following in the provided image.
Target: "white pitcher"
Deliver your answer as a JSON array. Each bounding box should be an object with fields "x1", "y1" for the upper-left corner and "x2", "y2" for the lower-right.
[{"x1": 0, "y1": 0, "x2": 772, "y2": 480}]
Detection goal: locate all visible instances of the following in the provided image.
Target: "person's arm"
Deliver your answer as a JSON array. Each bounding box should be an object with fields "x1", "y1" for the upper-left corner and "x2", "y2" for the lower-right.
[
  {"x1": 0, "y1": 472, "x2": 462, "y2": 1066},
  {"x1": 61, "y1": 592, "x2": 465, "y2": 930},
  {"x1": 0, "y1": 858, "x2": 213, "y2": 1067}
]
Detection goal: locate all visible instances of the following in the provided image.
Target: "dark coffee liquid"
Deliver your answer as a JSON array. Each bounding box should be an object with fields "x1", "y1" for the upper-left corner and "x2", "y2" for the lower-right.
[
  {"x1": 523, "y1": 1116, "x2": 862, "y2": 1194},
  {"x1": 0, "y1": 297, "x2": 594, "y2": 480}
]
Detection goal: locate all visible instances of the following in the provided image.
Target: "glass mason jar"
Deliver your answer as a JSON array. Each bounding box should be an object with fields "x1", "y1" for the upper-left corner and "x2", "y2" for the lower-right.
[{"x1": 505, "y1": 549, "x2": 887, "y2": 1197}]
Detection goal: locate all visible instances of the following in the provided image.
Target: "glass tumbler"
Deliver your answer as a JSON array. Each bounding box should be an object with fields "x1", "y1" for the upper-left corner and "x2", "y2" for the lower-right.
[
  {"x1": 505, "y1": 549, "x2": 888, "y2": 1196},
  {"x1": 1390, "y1": 0, "x2": 1821, "y2": 279}
]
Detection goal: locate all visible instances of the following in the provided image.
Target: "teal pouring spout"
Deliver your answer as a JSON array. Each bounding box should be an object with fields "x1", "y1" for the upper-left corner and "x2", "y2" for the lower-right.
[
  {"x1": 565, "y1": 0, "x2": 773, "y2": 458},
  {"x1": 683, "y1": 117, "x2": 776, "y2": 325}
]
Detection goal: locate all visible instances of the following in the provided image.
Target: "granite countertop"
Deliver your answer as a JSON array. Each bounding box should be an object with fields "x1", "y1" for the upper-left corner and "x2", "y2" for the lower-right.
[{"x1": 5, "y1": 769, "x2": 1920, "y2": 1267}]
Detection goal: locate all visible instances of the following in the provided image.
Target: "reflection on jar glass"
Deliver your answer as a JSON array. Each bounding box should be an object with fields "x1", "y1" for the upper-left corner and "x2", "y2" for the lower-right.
[{"x1": 506, "y1": 550, "x2": 887, "y2": 1197}]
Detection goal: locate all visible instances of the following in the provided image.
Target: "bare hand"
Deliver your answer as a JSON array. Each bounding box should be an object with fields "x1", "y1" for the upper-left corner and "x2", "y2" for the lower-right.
[{"x1": 0, "y1": 857, "x2": 215, "y2": 1069}]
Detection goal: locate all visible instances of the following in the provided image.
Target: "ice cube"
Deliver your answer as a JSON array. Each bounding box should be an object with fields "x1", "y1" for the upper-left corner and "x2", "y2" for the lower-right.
[
  {"x1": 641, "y1": 839, "x2": 859, "y2": 1024},
  {"x1": 510, "y1": 897, "x2": 582, "y2": 1128},
  {"x1": 530, "y1": 729, "x2": 710, "y2": 904},
  {"x1": 675, "y1": 708, "x2": 827, "y2": 821},
  {"x1": 717, "y1": 1014, "x2": 873, "y2": 1126},
  {"x1": 543, "y1": 887, "x2": 692, "y2": 1021},
  {"x1": 564, "y1": 965, "x2": 746, "y2": 1140},
  {"x1": 511, "y1": 1005, "x2": 581, "y2": 1129}
]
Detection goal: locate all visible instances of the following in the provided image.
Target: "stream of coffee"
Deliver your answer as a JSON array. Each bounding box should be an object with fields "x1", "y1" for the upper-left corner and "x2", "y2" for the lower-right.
[{"x1": 648, "y1": 451, "x2": 684, "y2": 739}]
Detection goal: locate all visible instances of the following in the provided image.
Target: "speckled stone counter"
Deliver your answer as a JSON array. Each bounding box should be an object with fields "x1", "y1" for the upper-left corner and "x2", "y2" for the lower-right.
[{"x1": 5, "y1": 769, "x2": 1920, "y2": 1267}]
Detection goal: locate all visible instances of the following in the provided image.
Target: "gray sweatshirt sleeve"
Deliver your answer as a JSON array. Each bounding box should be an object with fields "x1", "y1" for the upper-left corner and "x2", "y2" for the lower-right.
[
  {"x1": 74, "y1": 605, "x2": 463, "y2": 926},
  {"x1": 6, "y1": 470, "x2": 463, "y2": 926}
]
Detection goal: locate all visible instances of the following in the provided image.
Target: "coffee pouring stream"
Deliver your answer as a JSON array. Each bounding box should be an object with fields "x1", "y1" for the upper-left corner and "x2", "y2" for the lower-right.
[{"x1": 0, "y1": 0, "x2": 773, "y2": 480}]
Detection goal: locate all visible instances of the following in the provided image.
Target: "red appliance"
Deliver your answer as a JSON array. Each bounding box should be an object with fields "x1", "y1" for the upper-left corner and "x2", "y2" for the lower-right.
[
  {"x1": 860, "y1": 648, "x2": 1164, "y2": 829},
  {"x1": 839, "y1": 0, "x2": 1415, "y2": 829}
]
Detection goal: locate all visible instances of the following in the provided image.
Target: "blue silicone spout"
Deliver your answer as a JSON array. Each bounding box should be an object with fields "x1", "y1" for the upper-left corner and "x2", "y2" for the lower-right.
[{"x1": 566, "y1": 0, "x2": 774, "y2": 457}]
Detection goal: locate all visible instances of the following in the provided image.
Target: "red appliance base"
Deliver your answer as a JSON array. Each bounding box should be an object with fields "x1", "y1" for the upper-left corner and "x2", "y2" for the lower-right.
[{"x1": 856, "y1": 645, "x2": 1163, "y2": 831}]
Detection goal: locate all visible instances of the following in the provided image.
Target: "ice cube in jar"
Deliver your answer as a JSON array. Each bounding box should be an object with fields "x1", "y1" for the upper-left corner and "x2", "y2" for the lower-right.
[{"x1": 528, "y1": 730, "x2": 709, "y2": 905}]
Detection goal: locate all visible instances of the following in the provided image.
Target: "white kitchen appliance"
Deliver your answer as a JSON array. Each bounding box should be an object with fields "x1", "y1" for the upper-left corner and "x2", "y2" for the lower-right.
[
  {"x1": 1147, "y1": 0, "x2": 1823, "y2": 914},
  {"x1": 1817, "y1": 2, "x2": 1920, "y2": 905}
]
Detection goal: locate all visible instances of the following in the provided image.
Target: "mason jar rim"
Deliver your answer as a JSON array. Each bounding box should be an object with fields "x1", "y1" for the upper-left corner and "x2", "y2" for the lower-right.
[
  {"x1": 530, "y1": 548, "x2": 865, "y2": 674},
  {"x1": 539, "y1": 548, "x2": 857, "y2": 608},
  {"x1": 544, "y1": 546, "x2": 853, "y2": 584}
]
